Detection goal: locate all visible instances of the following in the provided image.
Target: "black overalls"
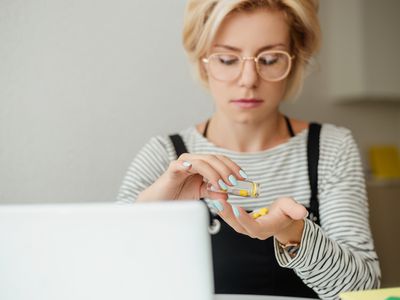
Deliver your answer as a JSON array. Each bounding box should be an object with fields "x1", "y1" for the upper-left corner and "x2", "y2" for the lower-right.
[{"x1": 169, "y1": 117, "x2": 321, "y2": 298}]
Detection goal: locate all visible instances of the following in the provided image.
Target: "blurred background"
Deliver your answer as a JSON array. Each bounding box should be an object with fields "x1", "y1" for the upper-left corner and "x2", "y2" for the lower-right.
[{"x1": 1, "y1": 0, "x2": 399, "y2": 287}]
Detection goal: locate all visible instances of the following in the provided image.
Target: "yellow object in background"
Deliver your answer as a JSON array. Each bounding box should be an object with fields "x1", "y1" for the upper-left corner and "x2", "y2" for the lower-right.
[
  {"x1": 340, "y1": 287, "x2": 400, "y2": 300},
  {"x1": 369, "y1": 145, "x2": 400, "y2": 179}
]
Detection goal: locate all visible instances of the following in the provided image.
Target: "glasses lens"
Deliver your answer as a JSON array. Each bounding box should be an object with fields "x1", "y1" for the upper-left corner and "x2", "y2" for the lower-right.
[
  {"x1": 207, "y1": 53, "x2": 241, "y2": 81},
  {"x1": 257, "y1": 52, "x2": 290, "y2": 81}
]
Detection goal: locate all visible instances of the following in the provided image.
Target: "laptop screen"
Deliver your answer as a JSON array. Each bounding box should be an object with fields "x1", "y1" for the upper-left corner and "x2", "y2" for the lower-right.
[{"x1": 0, "y1": 201, "x2": 214, "y2": 300}]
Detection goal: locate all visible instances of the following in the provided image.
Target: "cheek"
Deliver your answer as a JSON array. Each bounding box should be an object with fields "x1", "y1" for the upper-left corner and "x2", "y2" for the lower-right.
[
  {"x1": 208, "y1": 79, "x2": 231, "y2": 104},
  {"x1": 259, "y1": 80, "x2": 288, "y2": 103}
]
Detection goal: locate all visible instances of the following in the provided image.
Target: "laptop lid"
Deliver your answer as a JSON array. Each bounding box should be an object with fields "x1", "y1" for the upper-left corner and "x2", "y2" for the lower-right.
[{"x1": 0, "y1": 201, "x2": 214, "y2": 300}]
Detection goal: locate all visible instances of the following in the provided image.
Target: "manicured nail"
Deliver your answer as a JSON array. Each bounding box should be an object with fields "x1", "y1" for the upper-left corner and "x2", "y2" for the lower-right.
[
  {"x1": 208, "y1": 184, "x2": 218, "y2": 192},
  {"x1": 218, "y1": 179, "x2": 228, "y2": 191},
  {"x1": 182, "y1": 161, "x2": 192, "y2": 169},
  {"x1": 228, "y1": 175, "x2": 238, "y2": 186},
  {"x1": 232, "y1": 205, "x2": 240, "y2": 217},
  {"x1": 213, "y1": 200, "x2": 224, "y2": 212},
  {"x1": 239, "y1": 169, "x2": 248, "y2": 179}
]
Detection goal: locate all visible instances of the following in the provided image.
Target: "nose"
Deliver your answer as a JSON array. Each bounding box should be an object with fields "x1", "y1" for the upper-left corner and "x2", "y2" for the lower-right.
[{"x1": 238, "y1": 58, "x2": 259, "y2": 88}]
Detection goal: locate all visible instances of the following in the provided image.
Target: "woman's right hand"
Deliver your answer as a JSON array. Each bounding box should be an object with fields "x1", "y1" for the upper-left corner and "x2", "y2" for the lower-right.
[{"x1": 136, "y1": 153, "x2": 248, "y2": 202}]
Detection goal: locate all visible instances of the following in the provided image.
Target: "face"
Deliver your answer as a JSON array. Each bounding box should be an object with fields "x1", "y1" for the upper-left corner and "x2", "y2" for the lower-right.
[{"x1": 205, "y1": 8, "x2": 291, "y2": 124}]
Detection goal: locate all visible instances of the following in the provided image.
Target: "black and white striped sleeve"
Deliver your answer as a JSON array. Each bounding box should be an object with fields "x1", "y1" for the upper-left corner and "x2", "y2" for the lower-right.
[
  {"x1": 116, "y1": 137, "x2": 172, "y2": 204},
  {"x1": 274, "y1": 130, "x2": 381, "y2": 300}
]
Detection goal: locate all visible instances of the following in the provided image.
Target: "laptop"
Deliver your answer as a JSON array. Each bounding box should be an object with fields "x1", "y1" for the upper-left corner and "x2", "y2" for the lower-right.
[{"x1": 0, "y1": 201, "x2": 214, "y2": 300}]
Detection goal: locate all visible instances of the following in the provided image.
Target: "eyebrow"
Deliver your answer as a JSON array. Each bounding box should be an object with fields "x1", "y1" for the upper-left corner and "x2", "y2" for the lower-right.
[{"x1": 213, "y1": 43, "x2": 287, "y2": 52}]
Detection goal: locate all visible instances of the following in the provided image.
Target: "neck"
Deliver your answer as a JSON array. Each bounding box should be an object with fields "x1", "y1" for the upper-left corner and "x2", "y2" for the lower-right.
[{"x1": 205, "y1": 112, "x2": 290, "y2": 152}]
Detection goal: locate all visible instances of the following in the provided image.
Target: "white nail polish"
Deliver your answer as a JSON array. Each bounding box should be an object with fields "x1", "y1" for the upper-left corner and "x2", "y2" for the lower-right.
[{"x1": 182, "y1": 161, "x2": 192, "y2": 169}]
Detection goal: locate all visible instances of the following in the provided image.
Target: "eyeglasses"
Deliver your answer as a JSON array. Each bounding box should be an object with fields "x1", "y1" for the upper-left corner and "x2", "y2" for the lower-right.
[{"x1": 202, "y1": 50, "x2": 294, "y2": 82}]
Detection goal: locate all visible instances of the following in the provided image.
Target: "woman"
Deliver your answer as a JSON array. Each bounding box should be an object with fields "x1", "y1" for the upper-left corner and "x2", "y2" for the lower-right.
[{"x1": 117, "y1": 0, "x2": 380, "y2": 299}]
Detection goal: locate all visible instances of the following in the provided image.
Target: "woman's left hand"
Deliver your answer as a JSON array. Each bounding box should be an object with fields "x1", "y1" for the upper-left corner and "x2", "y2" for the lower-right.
[{"x1": 212, "y1": 197, "x2": 308, "y2": 244}]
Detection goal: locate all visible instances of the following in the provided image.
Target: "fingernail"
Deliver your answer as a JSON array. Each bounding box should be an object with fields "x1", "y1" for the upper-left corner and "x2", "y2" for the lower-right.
[
  {"x1": 213, "y1": 200, "x2": 224, "y2": 212},
  {"x1": 218, "y1": 179, "x2": 228, "y2": 191},
  {"x1": 208, "y1": 184, "x2": 218, "y2": 192},
  {"x1": 232, "y1": 205, "x2": 240, "y2": 217},
  {"x1": 228, "y1": 175, "x2": 238, "y2": 186},
  {"x1": 182, "y1": 161, "x2": 192, "y2": 169},
  {"x1": 239, "y1": 169, "x2": 248, "y2": 179}
]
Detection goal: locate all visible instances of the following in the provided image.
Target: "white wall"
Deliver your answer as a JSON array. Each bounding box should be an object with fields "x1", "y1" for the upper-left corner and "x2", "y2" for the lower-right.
[
  {"x1": 282, "y1": 0, "x2": 400, "y2": 169},
  {"x1": 1, "y1": 0, "x2": 399, "y2": 204},
  {"x1": 0, "y1": 0, "x2": 212, "y2": 203}
]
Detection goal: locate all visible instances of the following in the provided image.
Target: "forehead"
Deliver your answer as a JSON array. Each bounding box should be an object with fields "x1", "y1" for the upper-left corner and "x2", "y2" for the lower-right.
[{"x1": 212, "y1": 8, "x2": 290, "y2": 51}]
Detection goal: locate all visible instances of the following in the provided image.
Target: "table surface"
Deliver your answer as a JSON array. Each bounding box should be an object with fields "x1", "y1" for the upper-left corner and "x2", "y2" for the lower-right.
[{"x1": 215, "y1": 295, "x2": 316, "y2": 300}]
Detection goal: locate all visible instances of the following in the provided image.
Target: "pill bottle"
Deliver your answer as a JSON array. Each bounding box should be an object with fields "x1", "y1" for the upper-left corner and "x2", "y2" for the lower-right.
[{"x1": 207, "y1": 180, "x2": 260, "y2": 198}]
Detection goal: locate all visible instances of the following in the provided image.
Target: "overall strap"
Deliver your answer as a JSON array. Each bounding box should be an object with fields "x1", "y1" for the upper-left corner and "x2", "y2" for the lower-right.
[
  {"x1": 169, "y1": 134, "x2": 188, "y2": 158},
  {"x1": 307, "y1": 123, "x2": 322, "y2": 225}
]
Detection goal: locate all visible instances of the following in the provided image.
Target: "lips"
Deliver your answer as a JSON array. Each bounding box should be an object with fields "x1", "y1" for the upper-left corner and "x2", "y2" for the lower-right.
[{"x1": 231, "y1": 98, "x2": 264, "y2": 109}]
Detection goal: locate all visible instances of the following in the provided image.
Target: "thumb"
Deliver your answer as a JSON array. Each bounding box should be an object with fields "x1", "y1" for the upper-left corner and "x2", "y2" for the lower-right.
[
  {"x1": 279, "y1": 197, "x2": 308, "y2": 220},
  {"x1": 166, "y1": 160, "x2": 194, "y2": 181},
  {"x1": 200, "y1": 181, "x2": 229, "y2": 201}
]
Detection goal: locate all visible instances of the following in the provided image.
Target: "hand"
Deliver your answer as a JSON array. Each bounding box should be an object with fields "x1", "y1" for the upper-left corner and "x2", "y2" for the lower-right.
[
  {"x1": 137, "y1": 153, "x2": 248, "y2": 202},
  {"x1": 212, "y1": 197, "x2": 308, "y2": 244}
]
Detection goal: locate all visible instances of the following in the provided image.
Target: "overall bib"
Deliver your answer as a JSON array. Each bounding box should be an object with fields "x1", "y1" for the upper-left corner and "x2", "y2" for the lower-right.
[{"x1": 169, "y1": 117, "x2": 321, "y2": 298}]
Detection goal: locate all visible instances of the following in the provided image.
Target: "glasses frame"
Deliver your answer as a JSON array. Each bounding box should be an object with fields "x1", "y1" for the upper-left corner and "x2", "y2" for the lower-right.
[{"x1": 202, "y1": 50, "x2": 295, "y2": 82}]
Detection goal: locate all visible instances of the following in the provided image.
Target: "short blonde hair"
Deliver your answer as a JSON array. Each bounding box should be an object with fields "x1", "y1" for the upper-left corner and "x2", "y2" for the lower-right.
[{"x1": 182, "y1": 0, "x2": 321, "y2": 100}]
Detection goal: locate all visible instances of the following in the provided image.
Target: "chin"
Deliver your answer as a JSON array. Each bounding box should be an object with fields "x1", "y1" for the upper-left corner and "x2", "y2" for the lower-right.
[{"x1": 228, "y1": 113, "x2": 266, "y2": 125}]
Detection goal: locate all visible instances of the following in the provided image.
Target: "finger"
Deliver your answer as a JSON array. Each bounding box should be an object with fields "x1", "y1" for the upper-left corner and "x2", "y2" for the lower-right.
[
  {"x1": 277, "y1": 197, "x2": 308, "y2": 220},
  {"x1": 200, "y1": 182, "x2": 229, "y2": 201},
  {"x1": 215, "y1": 155, "x2": 249, "y2": 180},
  {"x1": 213, "y1": 200, "x2": 249, "y2": 236},
  {"x1": 166, "y1": 160, "x2": 195, "y2": 180},
  {"x1": 176, "y1": 154, "x2": 228, "y2": 191},
  {"x1": 201, "y1": 155, "x2": 240, "y2": 188},
  {"x1": 179, "y1": 154, "x2": 242, "y2": 189},
  {"x1": 230, "y1": 206, "x2": 268, "y2": 239}
]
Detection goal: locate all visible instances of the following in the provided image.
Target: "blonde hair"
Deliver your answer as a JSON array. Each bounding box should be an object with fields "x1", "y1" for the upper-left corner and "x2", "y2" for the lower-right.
[{"x1": 182, "y1": 0, "x2": 321, "y2": 100}]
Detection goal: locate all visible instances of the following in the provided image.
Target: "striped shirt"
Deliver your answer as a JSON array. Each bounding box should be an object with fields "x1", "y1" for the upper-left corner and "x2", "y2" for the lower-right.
[{"x1": 117, "y1": 123, "x2": 381, "y2": 300}]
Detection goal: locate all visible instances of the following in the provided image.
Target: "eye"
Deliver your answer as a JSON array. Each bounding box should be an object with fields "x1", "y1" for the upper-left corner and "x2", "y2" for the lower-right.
[
  {"x1": 258, "y1": 54, "x2": 280, "y2": 66},
  {"x1": 215, "y1": 54, "x2": 240, "y2": 66}
]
